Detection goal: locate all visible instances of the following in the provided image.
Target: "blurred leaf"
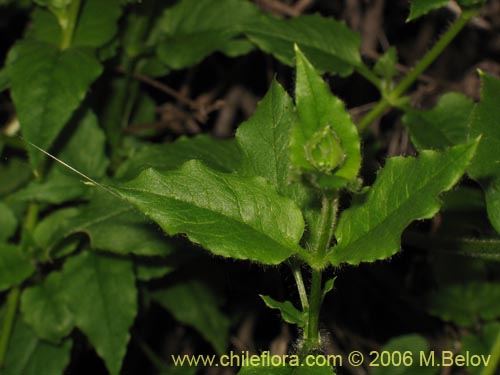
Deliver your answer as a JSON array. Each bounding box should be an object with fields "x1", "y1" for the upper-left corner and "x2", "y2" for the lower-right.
[
  {"x1": 26, "y1": 8, "x2": 61, "y2": 45},
  {"x1": 292, "y1": 46, "x2": 361, "y2": 188},
  {"x1": 468, "y1": 73, "x2": 500, "y2": 234},
  {"x1": 429, "y1": 282, "x2": 500, "y2": 326},
  {"x1": 34, "y1": 191, "x2": 174, "y2": 257},
  {"x1": 0, "y1": 66, "x2": 9, "y2": 92},
  {"x1": 403, "y1": 92, "x2": 473, "y2": 151},
  {"x1": 0, "y1": 158, "x2": 32, "y2": 197},
  {"x1": 220, "y1": 39, "x2": 255, "y2": 58},
  {"x1": 113, "y1": 160, "x2": 305, "y2": 264},
  {"x1": 238, "y1": 365, "x2": 335, "y2": 374},
  {"x1": 60, "y1": 251, "x2": 137, "y2": 375},
  {"x1": 440, "y1": 186, "x2": 485, "y2": 212},
  {"x1": 135, "y1": 261, "x2": 175, "y2": 281},
  {"x1": 116, "y1": 135, "x2": 241, "y2": 180},
  {"x1": 374, "y1": 47, "x2": 398, "y2": 81},
  {"x1": 12, "y1": 110, "x2": 108, "y2": 204},
  {"x1": 407, "y1": 0, "x2": 449, "y2": 21},
  {"x1": 462, "y1": 322, "x2": 500, "y2": 375},
  {"x1": 244, "y1": 14, "x2": 362, "y2": 76},
  {"x1": 260, "y1": 295, "x2": 305, "y2": 327},
  {"x1": 331, "y1": 141, "x2": 478, "y2": 265},
  {"x1": 372, "y1": 334, "x2": 437, "y2": 375},
  {"x1": 157, "y1": 0, "x2": 258, "y2": 69},
  {"x1": 0, "y1": 244, "x2": 35, "y2": 291},
  {"x1": 20, "y1": 271, "x2": 74, "y2": 342},
  {"x1": 1, "y1": 318, "x2": 72, "y2": 375},
  {"x1": 0, "y1": 202, "x2": 17, "y2": 241},
  {"x1": 152, "y1": 281, "x2": 230, "y2": 355},
  {"x1": 6, "y1": 40, "x2": 102, "y2": 167}
]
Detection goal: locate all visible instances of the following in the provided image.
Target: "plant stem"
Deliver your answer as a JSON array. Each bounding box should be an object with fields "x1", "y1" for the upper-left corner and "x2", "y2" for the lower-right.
[
  {"x1": 481, "y1": 327, "x2": 500, "y2": 375},
  {"x1": 289, "y1": 259, "x2": 309, "y2": 311},
  {"x1": 355, "y1": 63, "x2": 381, "y2": 90},
  {"x1": 0, "y1": 287, "x2": 20, "y2": 368},
  {"x1": 303, "y1": 194, "x2": 338, "y2": 353},
  {"x1": 59, "y1": 0, "x2": 82, "y2": 50},
  {"x1": 357, "y1": 9, "x2": 477, "y2": 132}
]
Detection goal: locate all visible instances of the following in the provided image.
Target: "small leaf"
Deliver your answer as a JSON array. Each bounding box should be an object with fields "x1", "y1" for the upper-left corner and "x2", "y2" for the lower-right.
[
  {"x1": 407, "y1": 0, "x2": 450, "y2": 22},
  {"x1": 152, "y1": 281, "x2": 230, "y2": 354},
  {"x1": 403, "y1": 92, "x2": 473, "y2": 151},
  {"x1": 6, "y1": 40, "x2": 102, "y2": 167},
  {"x1": 331, "y1": 141, "x2": 478, "y2": 265},
  {"x1": 322, "y1": 277, "x2": 336, "y2": 300},
  {"x1": 468, "y1": 73, "x2": 500, "y2": 234},
  {"x1": 116, "y1": 135, "x2": 241, "y2": 180},
  {"x1": 2, "y1": 318, "x2": 72, "y2": 375},
  {"x1": 244, "y1": 14, "x2": 362, "y2": 76},
  {"x1": 236, "y1": 79, "x2": 295, "y2": 192},
  {"x1": 113, "y1": 161, "x2": 305, "y2": 265},
  {"x1": 60, "y1": 251, "x2": 137, "y2": 375},
  {"x1": 429, "y1": 282, "x2": 500, "y2": 326},
  {"x1": 0, "y1": 202, "x2": 17, "y2": 241},
  {"x1": 372, "y1": 334, "x2": 436, "y2": 375},
  {"x1": 292, "y1": 46, "x2": 361, "y2": 188},
  {"x1": 157, "y1": 0, "x2": 258, "y2": 69},
  {"x1": 0, "y1": 244, "x2": 35, "y2": 291},
  {"x1": 20, "y1": 271, "x2": 74, "y2": 342},
  {"x1": 374, "y1": 47, "x2": 398, "y2": 81},
  {"x1": 260, "y1": 295, "x2": 305, "y2": 327}
]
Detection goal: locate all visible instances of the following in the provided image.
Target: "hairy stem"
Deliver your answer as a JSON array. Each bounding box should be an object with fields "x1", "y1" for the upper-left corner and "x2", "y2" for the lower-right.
[
  {"x1": 289, "y1": 259, "x2": 309, "y2": 311},
  {"x1": 303, "y1": 194, "x2": 338, "y2": 353},
  {"x1": 357, "y1": 9, "x2": 478, "y2": 132}
]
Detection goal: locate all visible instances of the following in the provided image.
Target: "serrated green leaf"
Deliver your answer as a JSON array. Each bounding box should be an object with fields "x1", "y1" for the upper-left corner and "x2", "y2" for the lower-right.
[
  {"x1": 244, "y1": 14, "x2": 361, "y2": 76},
  {"x1": 6, "y1": 40, "x2": 102, "y2": 167},
  {"x1": 331, "y1": 141, "x2": 478, "y2": 265},
  {"x1": 1, "y1": 318, "x2": 72, "y2": 375},
  {"x1": 20, "y1": 271, "x2": 74, "y2": 342},
  {"x1": 292, "y1": 46, "x2": 361, "y2": 188},
  {"x1": 0, "y1": 244, "x2": 35, "y2": 291},
  {"x1": 462, "y1": 322, "x2": 500, "y2": 375},
  {"x1": 152, "y1": 281, "x2": 230, "y2": 355},
  {"x1": 407, "y1": 0, "x2": 449, "y2": 21},
  {"x1": 374, "y1": 47, "x2": 398, "y2": 81},
  {"x1": 60, "y1": 251, "x2": 137, "y2": 375},
  {"x1": 34, "y1": 191, "x2": 174, "y2": 257},
  {"x1": 403, "y1": 92, "x2": 473, "y2": 151},
  {"x1": 113, "y1": 160, "x2": 305, "y2": 264},
  {"x1": 468, "y1": 74, "x2": 500, "y2": 234},
  {"x1": 12, "y1": 110, "x2": 108, "y2": 204},
  {"x1": 0, "y1": 202, "x2": 17, "y2": 241},
  {"x1": 116, "y1": 135, "x2": 241, "y2": 180},
  {"x1": 157, "y1": 0, "x2": 258, "y2": 69},
  {"x1": 429, "y1": 282, "x2": 500, "y2": 326},
  {"x1": 236, "y1": 79, "x2": 295, "y2": 192},
  {"x1": 372, "y1": 334, "x2": 436, "y2": 375},
  {"x1": 260, "y1": 295, "x2": 305, "y2": 327}
]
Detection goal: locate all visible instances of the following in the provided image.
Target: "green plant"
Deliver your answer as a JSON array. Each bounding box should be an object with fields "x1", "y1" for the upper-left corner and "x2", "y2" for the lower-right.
[{"x1": 1, "y1": 0, "x2": 500, "y2": 374}]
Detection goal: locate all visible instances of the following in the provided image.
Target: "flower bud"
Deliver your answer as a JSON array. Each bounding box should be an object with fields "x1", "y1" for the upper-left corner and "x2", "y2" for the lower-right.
[{"x1": 304, "y1": 126, "x2": 345, "y2": 173}]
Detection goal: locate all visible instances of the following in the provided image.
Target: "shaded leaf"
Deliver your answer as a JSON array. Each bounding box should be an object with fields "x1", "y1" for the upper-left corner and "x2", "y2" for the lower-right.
[
  {"x1": 20, "y1": 271, "x2": 74, "y2": 342},
  {"x1": 429, "y1": 282, "x2": 500, "y2": 326},
  {"x1": 0, "y1": 244, "x2": 35, "y2": 291},
  {"x1": 157, "y1": 0, "x2": 258, "y2": 69},
  {"x1": 462, "y1": 322, "x2": 500, "y2": 375},
  {"x1": 113, "y1": 160, "x2": 305, "y2": 264},
  {"x1": 1, "y1": 318, "x2": 72, "y2": 375},
  {"x1": 0, "y1": 66, "x2": 9, "y2": 92},
  {"x1": 152, "y1": 281, "x2": 230, "y2": 354},
  {"x1": 244, "y1": 14, "x2": 361, "y2": 76},
  {"x1": 0, "y1": 202, "x2": 17, "y2": 241},
  {"x1": 6, "y1": 40, "x2": 102, "y2": 167},
  {"x1": 116, "y1": 135, "x2": 241, "y2": 180},
  {"x1": 468, "y1": 73, "x2": 500, "y2": 234},
  {"x1": 0, "y1": 158, "x2": 32, "y2": 197},
  {"x1": 331, "y1": 141, "x2": 478, "y2": 265},
  {"x1": 403, "y1": 92, "x2": 473, "y2": 151},
  {"x1": 260, "y1": 295, "x2": 305, "y2": 327},
  {"x1": 407, "y1": 0, "x2": 449, "y2": 21},
  {"x1": 374, "y1": 47, "x2": 398, "y2": 81},
  {"x1": 60, "y1": 251, "x2": 137, "y2": 375},
  {"x1": 292, "y1": 46, "x2": 361, "y2": 188}
]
